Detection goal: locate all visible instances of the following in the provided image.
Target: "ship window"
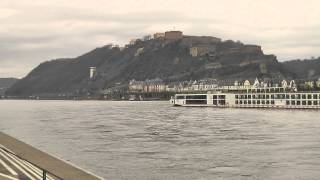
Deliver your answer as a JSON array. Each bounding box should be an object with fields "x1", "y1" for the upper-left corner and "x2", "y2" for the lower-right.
[
  {"x1": 297, "y1": 94, "x2": 301, "y2": 99},
  {"x1": 186, "y1": 100, "x2": 207, "y2": 104},
  {"x1": 271, "y1": 95, "x2": 274, "y2": 99},
  {"x1": 248, "y1": 95, "x2": 251, "y2": 99},
  {"x1": 262, "y1": 100, "x2": 265, "y2": 104},
  {"x1": 219, "y1": 100, "x2": 225, "y2": 105},
  {"x1": 176, "y1": 96, "x2": 185, "y2": 99},
  {"x1": 297, "y1": 101, "x2": 301, "y2": 105},
  {"x1": 308, "y1": 101, "x2": 312, "y2": 105},
  {"x1": 252, "y1": 100, "x2": 256, "y2": 104},
  {"x1": 235, "y1": 95, "x2": 238, "y2": 99},
  {"x1": 291, "y1": 101, "x2": 295, "y2": 105},
  {"x1": 286, "y1": 95, "x2": 289, "y2": 99},
  {"x1": 302, "y1": 101, "x2": 306, "y2": 105},
  {"x1": 257, "y1": 100, "x2": 260, "y2": 104},
  {"x1": 314, "y1": 101, "x2": 318, "y2": 105},
  {"x1": 186, "y1": 95, "x2": 207, "y2": 99},
  {"x1": 291, "y1": 95, "x2": 295, "y2": 99},
  {"x1": 262, "y1": 95, "x2": 266, "y2": 99},
  {"x1": 239, "y1": 100, "x2": 243, "y2": 104},
  {"x1": 218, "y1": 95, "x2": 226, "y2": 99},
  {"x1": 213, "y1": 100, "x2": 218, "y2": 105},
  {"x1": 235, "y1": 100, "x2": 238, "y2": 104},
  {"x1": 213, "y1": 95, "x2": 217, "y2": 99},
  {"x1": 313, "y1": 94, "x2": 318, "y2": 99},
  {"x1": 266, "y1": 95, "x2": 270, "y2": 99},
  {"x1": 308, "y1": 94, "x2": 312, "y2": 99},
  {"x1": 244, "y1": 95, "x2": 247, "y2": 99},
  {"x1": 244, "y1": 101, "x2": 247, "y2": 104},
  {"x1": 266, "y1": 100, "x2": 270, "y2": 104},
  {"x1": 271, "y1": 100, "x2": 275, "y2": 105},
  {"x1": 286, "y1": 101, "x2": 290, "y2": 105},
  {"x1": 302, "y1": 94, "x2": 306, "y2": 99},
  {"x1": 248, "y1": 100, "x2": 251, "y2": 104}
]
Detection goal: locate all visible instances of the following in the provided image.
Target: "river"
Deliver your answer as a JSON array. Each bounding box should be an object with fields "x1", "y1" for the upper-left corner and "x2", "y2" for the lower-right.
[{"x1": 1, "y1": 100, "x2": 320, "y2": 180}]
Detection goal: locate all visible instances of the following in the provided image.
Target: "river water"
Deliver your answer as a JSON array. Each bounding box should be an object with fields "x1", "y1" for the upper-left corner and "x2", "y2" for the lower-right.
[{"x1": 1, "y1": 100, "x2": 320, "y2": 180}]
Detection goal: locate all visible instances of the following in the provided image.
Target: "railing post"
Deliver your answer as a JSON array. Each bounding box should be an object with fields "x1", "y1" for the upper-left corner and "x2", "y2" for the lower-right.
[{"x1": 43, "y1": 170, "x2": 47, "y2": 180}]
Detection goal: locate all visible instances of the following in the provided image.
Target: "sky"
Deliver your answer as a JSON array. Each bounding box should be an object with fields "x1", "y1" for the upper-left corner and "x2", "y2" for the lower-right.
[{"x1": 1, "y1": 0, "x2": 320, "y2": 78}]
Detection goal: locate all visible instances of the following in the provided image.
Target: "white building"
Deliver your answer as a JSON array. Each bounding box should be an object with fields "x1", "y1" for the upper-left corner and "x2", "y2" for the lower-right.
[
  {"x1": 281, "y1": 80, "x2": 288, "y2": 88},
  {"x1": 89, "y1": 67, "x2": 97, "y2": 79},
  {"x1": 244, "y1": 80, "x2": 251, "y2": 87}
]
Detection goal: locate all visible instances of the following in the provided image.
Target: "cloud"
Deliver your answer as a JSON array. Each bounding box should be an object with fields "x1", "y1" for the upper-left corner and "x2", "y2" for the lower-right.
[
  {"x1": 0, "y1": 8, "x2": 19, "y2": 19},
  {"x1": 0, "y1": 0, "x2": 320, "y2": 78}
]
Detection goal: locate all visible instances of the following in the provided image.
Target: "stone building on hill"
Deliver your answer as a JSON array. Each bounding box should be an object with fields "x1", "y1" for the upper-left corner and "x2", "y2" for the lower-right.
[{"x1": 164, "y1": 31, "x2": 183, "y2": 40}]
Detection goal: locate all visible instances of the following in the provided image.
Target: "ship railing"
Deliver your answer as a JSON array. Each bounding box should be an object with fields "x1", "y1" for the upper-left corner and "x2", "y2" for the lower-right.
[{"x1": 0, "y1": 146, "x2": 64, "y2": 180}]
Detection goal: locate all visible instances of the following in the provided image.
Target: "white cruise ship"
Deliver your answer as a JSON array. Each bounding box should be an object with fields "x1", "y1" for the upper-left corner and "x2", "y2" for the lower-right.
[{"x1": 170, "y1": 79, "x2": 320, "y2": 109}]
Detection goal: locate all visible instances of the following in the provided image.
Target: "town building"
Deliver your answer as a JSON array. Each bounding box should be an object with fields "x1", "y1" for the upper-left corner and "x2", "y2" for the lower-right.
[
  {"x1": 305, "y1": 81, "x2": 315, "y2": 89},
  {"x1": 316, "y1": 78, "x2": 320, "y2": 88},
  {"x1": 244, "y1": 80, "x2": 251, "y2": 87},
  {"x1": 129, "y1": 79, "x2": 144, "y2": 92},
  {"x1": 129, "y1": 79, "x2": 166, "y2": 93}
]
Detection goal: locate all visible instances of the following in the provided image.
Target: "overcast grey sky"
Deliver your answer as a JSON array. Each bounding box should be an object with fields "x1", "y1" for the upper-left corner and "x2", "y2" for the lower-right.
[{"x1": 1, "y1": 0, "x2": 320, "y2": 78}]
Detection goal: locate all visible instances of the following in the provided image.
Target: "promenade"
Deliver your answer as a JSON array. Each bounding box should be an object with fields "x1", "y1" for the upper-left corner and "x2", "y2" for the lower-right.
[{"x1": 0, "y1": 132, "x2": 104, "y2": 180}]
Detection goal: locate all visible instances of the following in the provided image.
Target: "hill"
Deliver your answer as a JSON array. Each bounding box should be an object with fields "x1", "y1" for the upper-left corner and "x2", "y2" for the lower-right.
[
  {"x1": 5, "y1": 33, "x2": 311, "y2": 97},
  {"x1": 0, "y1": 78, "x2": 19, "y2": 96},
  {"x1": 282, "y1": 57, "x2": 320, "y2": 80}
]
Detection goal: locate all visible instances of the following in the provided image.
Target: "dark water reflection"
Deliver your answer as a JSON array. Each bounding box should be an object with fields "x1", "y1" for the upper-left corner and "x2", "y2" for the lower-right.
[{"x1": 1, "y1": 100, "x2": 320, "y2": 180}]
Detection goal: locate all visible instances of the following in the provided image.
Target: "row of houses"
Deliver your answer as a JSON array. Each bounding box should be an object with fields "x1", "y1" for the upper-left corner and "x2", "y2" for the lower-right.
[
  {"x1": 304, "y1": 79, "x2": 320, "y2": 89},
  {"x1": 231, "y1": 78, "x2": 297, "y2": 89},
  {"x1": 129, "y1": 79, "x2": 219, "y2": 93},
  {"x1": 128, "y1": 78, "x2": 303, "y2": 93},
  {"x1": 129, "y1": 78, "x2": 166, "y2": 93}
]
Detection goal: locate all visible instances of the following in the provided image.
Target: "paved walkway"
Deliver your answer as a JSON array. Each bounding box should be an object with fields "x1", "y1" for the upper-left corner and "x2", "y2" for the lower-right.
[{"x1": 0, "y1": 132, "x2": 104, "y2": 180}]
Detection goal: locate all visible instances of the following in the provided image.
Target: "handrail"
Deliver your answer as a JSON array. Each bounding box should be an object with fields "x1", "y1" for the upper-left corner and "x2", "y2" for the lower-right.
[{"x1": 0, "y1": 146, "x2": 64, "y2": 180}]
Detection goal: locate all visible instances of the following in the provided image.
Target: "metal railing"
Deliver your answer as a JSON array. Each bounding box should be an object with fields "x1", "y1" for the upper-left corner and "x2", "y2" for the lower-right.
[{"x1": 0, "y1": 146, "x2": 64, "y2": 180}]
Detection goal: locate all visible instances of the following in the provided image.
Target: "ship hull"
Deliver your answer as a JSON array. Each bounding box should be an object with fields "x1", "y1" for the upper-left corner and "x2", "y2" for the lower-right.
[{"x1": 171, "y1": 91, "x2": 320, "y2": 109}]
